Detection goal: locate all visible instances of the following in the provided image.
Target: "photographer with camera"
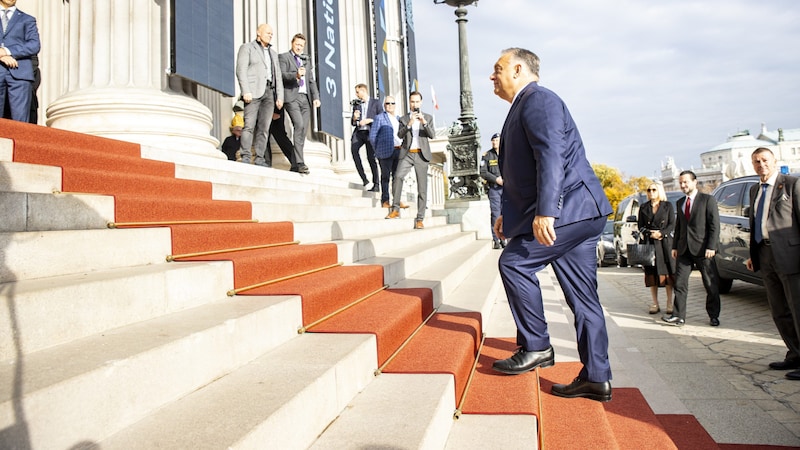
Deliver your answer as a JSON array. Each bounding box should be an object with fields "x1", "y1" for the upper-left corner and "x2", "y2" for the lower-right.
[
  {"x1": 279, "y1": 33, "x2": 320, "y2": 174},
  {"x1": 386, "y1": 91, "x2": 435, "y2": 229},
  {"x1": 350, "y1": 83, "x2": 382, "y2": 191}
]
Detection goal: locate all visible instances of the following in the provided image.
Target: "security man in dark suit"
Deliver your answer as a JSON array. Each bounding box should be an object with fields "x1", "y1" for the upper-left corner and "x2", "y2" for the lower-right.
[
  {"x1": 745, "y1": 148, "x2": 800, "y2": 380},
  {"x1": 350, "y1": 83, "x2": 382, "y2": 191},
  {"x1": 665, "y1": 170, "x2": 721, "y2": 327},
  {"x1": 489, "y1": 48, "x2": 614, "y2": 402},
  {"x1": 480, "y1": 133, "x2": 504, "y2": 249}
]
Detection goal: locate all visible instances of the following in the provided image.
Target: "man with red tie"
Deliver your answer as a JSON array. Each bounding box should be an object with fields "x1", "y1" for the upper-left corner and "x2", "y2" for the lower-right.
[{"x1": 666, "y1": 170, "x2": 721, "y2": 327}]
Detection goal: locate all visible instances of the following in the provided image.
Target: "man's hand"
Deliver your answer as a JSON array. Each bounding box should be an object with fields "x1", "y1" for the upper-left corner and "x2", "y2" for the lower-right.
[
  {"x1": 276, "y1": 100, "x2": 283, "y2": 110},
  {"x1": 745, "y1": 258, "x2": 754, "y2": 272},
  {"x1": 704, "y1": 249, "x2": 716, "y2": 259},
  {"x1": 297, "y1": 67, "x2": 305, "y2": 79},
  {"x1": 493, "y1": 216, "x2": 505, "y2": 241},
  {"x1": 0, "y1": 55, "x2": 18, "y2": 69},
  {"x1": 242, "y1": 93, "x2": 253, "y2": 103},
  {"x1": 496, "y1": 176, "x2": 503, "y2": 186},
  {"x1": 313, "y1": 99, "x2": 321, "y2": 108},
  {"x1": 533, "y1": 215, "x2": 556, "y2": 246},
  {"x1": 672, "y1": 249, "x2": 678, "y2": 260}
]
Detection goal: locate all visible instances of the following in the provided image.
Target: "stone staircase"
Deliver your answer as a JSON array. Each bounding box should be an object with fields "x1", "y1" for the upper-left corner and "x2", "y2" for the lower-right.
[{"x1": 0, "y1": 135, "x2": 532, "y2": 449}]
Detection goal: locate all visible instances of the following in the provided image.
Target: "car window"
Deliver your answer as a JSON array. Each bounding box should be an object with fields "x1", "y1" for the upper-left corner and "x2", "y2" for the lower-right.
[
  {"x1": 615, "y1": 198, "x2": 631, "y2": 222},
  {"x1": 715, "y1": 183, "x2": 744, "y2": 216},
  {"x1": 741, "y1": 181, "x2": 757, "y2": 217},
  {"x1": 604, "y1": 221, "x2": 614, "y2": 233}
]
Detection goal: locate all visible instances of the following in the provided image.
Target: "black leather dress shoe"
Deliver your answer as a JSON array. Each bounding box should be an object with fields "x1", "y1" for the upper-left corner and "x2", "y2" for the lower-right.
[
  {"x1": 710, "y1": 317, "x2": 720, "y2": 327},
  {"x1": 551, "y1": 377, "x2": 612, "y2": 402},
  {"x1": 298, "y1": 164, "x2": 310, "y2": 174},
  {"x1": 786, "y1": 370, "x2": 800, "y2": 380},
  {"x1": 492, "y1": 241, "x2": 501, "y2": 250},
  {"x1": 769, "y1": 360, "x2": 800, "y2": 370},
  {"x1": 492, "y1": 346, "x2": 554, "y2": 375},
  {"x1": 662, "y1": 315, "x2": 685, "y2": 326}
]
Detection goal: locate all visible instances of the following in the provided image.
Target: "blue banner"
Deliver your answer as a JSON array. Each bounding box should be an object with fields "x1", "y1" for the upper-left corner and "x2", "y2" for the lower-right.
[
  {"x1": 404, "y1": 0, "x2": 419, "y2": 93},
  {"x1": 374, "y1": 0, "x2": 390, "y2": 99},
  {"x1": 315, "y1": 0, "x2": 345, "y2": 139}
]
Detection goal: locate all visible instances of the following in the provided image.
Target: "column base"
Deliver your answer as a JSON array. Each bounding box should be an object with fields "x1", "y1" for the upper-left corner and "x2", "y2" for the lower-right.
[
  {"x1": 438, "y1": 198, "x2": 492, "y2": 240},
  {"x1": 46, "y1": 88, "x2": 220, "y2": 157}
]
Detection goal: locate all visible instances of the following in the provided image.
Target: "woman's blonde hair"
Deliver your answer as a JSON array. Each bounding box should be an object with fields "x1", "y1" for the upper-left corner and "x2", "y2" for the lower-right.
[{"x1": 647, "y1": 182, "x2": 667, "y2": 202}]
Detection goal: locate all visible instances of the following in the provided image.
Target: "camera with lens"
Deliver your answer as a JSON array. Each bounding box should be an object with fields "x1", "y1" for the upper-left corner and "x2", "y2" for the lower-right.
[{"x1": 350, "y1": 99, "x2": 364, "y2": 108}]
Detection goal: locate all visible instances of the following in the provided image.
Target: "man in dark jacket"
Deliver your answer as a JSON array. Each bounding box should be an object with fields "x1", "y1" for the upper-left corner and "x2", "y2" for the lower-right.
[{"x1": 480, "y1": 133, "x2": 504, "y2": 249}]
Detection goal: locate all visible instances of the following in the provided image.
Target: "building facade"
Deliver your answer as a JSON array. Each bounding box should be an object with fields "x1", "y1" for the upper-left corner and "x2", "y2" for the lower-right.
[
  {"x1": 21, "y1": 0, "x2": 445, "y2": 196},
  {"x1": 660, "y1": 124, "x2": 800, "y2": 192}
]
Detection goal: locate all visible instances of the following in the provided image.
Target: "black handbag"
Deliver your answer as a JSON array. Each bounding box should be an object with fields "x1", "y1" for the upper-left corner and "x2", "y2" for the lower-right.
[{"x1": 627, "y1": 234, "x2": 656, "y2": 267}]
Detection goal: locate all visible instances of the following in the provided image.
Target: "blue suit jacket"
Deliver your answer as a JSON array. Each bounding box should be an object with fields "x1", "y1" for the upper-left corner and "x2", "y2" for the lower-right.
[
  {"x1": 499, "y1": 82, "x2": 612, "y2": 239},
  {"x1": 369, "y1": 111, "x2": 399, "y2": 159},
  {"x1": 0, "y1": 8, "x2": 40, "y2": 81}
]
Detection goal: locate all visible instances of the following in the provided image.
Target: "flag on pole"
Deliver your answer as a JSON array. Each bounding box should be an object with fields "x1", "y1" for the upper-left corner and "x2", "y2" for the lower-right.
[{"x1": 430, "y1": 85, "x2": 440, "y2": 110}]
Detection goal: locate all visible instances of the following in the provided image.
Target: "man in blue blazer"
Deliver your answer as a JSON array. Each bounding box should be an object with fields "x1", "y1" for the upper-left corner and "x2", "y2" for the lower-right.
[
  {"x1": 490, "y1": 48, "x2": 613, "y2": 402},
  {"x1": 0, "y1": 0, "x2": 40, "y2": 123}
]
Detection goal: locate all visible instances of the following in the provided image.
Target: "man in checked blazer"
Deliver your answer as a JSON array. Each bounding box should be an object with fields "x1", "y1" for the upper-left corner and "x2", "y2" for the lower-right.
[
  {"x1": 745, "y1": 148, "x2": 800, "y2": 380},
  {"x1": 0, "y1": 0, "x2": 40, "y2": 123},
  {"x1": 666, "y1": 170, "x2": 721, "y2": 327},
  {"x1": 236, "y1": 23, "x2": 284, "y2": 167}
]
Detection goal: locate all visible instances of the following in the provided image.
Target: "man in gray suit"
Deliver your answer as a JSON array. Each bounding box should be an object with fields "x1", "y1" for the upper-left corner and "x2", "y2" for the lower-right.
[
  {"x1": 235, "y1": 23, "x2": 284, "y2": 167},
  {"x1": 386, "y1": 91, "x2": 435, "y2": 229},
  {"x1": 279, "y1": 33, "x2": 320, "y2": 174},
  {"x1": 745, "y1": 148, "x2": 800, "y2": 380}
]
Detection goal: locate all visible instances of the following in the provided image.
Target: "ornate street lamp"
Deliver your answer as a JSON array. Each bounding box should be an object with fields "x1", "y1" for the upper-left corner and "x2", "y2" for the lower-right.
[{"x1": 434, "y1": 0, "x2": 482, "y2": 200}]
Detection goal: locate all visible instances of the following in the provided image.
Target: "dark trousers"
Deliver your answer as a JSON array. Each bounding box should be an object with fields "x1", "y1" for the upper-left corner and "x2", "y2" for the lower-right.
[
  {"x1": 378, "y1": 150, "x2": 399, "y2": 204},
  {"x1": 498, "y1": 216, "x2": 611, "y2": 382},
  {"x1": 0, "y1": 70, "x2": 32, "y2": 123},
  {"x1": 487, "y1": 184, "x2": 503, "y2": 241},
  {"x1": 240, "y1": 89, "x2": 275, "y2": 167},
  {"x1": 351, "y1": 130, "x2": 378, "y2": 185},
  {"x1": 759, "y1": 244, "x2": 800, "y2": 362},
  {"x1": 673, "y1": 252, "x2": 721, "y2": 320},
  {"x1": 269, "y1": 109, "x2": 297, "y2": 169},
  {"x1": 283, "y1": 93, "x2": 310, "y2": 166}
]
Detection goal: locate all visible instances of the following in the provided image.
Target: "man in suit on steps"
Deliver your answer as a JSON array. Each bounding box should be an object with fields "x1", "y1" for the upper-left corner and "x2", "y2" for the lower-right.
[
  {"x1": 235, "y1": 23, "x2": 283, "y2": 167},
  {"x1": 665, "y1": 170, "x2": 721, "y2": 327},
  {"x1": 489, "y1": 47, "x2": 613, "y2": 402},
  {"x1": 278, "y1": 33, "x2": 319, "y2": 174},
  {"x1": 745, "y1": 148, "x2": 800, "y2": 380},
  {"x1": 0, "y1": 0, "x2": 40, "y2": 123}
]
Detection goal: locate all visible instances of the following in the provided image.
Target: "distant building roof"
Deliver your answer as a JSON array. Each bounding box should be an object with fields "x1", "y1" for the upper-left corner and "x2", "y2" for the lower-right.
[{"x1": 707, "y1": 131, "x2": 773, "y2": 152}]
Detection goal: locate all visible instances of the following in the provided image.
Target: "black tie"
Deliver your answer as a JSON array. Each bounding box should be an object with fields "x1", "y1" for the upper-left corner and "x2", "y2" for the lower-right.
[{"x1": 754, "y1": 183, "x2": 768, "y2": 243}]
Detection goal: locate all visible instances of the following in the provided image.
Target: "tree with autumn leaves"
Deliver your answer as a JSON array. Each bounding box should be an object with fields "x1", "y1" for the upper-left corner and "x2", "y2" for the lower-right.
[{"x1": 592, "y1": 163, "x2": 652, "y2": 217}]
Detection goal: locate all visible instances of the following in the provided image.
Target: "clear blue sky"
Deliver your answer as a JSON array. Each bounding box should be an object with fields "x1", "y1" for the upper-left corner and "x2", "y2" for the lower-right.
[{"x1": 411, "y1": 0, "x2": 800, "y2": 178}]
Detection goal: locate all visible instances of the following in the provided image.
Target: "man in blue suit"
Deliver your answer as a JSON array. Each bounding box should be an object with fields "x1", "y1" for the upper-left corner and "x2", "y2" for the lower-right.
[
  {"x1": 490, "y1": 48, "x2": 614, "y2": 402},
  {"x1": 0, "y1": 0, "x2": 40, "y2": 123}
]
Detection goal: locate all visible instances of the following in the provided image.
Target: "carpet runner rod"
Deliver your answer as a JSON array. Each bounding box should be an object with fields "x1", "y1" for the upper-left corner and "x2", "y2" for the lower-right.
[
  {"x1": 453, "y1": 332, "x2": 487, "y2": 420},
  {"x1": 226, "y1": 262, "x2": 344, "y2": 297},
  {"x1": 108, "y1": 219, "x2": 259, "y2": 229},
  {"x1": 374, "y1": 307, "x2": 440, "y2": 377},
  {"x1": 536, "y1": 366, "x2": 545, "y2": 450},
  {"x1": 298, "y1": 285, "x2": 389, "y2": 334},
  {"x1": 167, "y1": 241, "x2": 300, "y2": 262}
]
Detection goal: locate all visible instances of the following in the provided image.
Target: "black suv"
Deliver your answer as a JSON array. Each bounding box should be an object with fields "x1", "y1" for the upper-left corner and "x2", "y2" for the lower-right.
[{"x1": 711, "y1": 175, "x2": 763, "y2": 293}]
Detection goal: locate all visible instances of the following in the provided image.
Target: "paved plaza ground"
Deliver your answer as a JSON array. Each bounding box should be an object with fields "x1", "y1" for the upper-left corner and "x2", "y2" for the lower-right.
[{"x1": 597, "y1": 265, "x2": 800, "y2": 446}]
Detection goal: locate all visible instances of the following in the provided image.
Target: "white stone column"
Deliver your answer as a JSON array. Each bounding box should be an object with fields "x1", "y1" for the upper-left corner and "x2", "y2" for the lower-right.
[{"x1": 44, "y1": 0, "x2": 219, "y2": 156}]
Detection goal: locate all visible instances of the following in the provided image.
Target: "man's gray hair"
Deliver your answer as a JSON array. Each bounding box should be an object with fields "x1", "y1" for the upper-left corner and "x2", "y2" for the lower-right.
[{"x1": 502, "y1": 48, "x2": 540, "y2": 77}]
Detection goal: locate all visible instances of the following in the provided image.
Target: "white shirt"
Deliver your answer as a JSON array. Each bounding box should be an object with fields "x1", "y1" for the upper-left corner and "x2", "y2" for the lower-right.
[
  {"x1": 410, "y1": 118, "x2": 421, "y2": 150},
  {"x1": 388, "y1": 114, "x2": 401, "y2": 147},
  {"x1": 755, "y1": 172, "x2": 779, "y2": 240}
]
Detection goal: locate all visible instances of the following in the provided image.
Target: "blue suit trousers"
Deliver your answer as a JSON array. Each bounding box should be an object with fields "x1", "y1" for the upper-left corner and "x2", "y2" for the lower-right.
[{"x1": 498, "y1": 215, "x2": 611, "y2": 382}]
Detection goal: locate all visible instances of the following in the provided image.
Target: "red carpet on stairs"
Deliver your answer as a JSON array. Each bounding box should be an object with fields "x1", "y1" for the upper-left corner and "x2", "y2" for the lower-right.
[
  {"x1": 383, "y1": 312, "x2": 482, "y2": 401},
  {"x1": 5, "y1": 120, "x2": 754, "y2": 449},
  {"x1": 460, "y1": 337, "x2": 538, "y2": 415}
]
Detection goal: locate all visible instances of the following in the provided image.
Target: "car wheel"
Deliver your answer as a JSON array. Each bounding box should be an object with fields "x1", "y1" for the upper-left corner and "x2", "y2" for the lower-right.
[
  {"x1": 719, "y1": 277, "x2": 733, "y2": 294},
  {"x1": 616, "y1": 244, "x2": 628, "y2": 268}
]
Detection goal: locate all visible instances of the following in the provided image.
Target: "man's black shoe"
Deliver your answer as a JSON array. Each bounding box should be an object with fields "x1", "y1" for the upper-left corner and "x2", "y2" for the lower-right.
[
  {"x1": 492, "y1": 241, "x2": 501, "y2": 250},
  {"x1": 769, "y1": 360, "x2": 800, "y2": 370},
  {"x1": 710, "y1": 317, "x2": 720, "y2": 327},
  {"x1": 492, "y1": 346, "x2": 554, "y2": 375},
  {"x1": 500, "y1": 240, "x2": 507, "y2": 248},
  {"x1": 662, "y1": 315, "x2": 685, "y2": 326},
  {"x1": 786, "y1": 370, "x2": 800, "y2": 380},
  {"x1": 368, "y1": 184, "x2": 380, "y2": 192},
  {"x1": 551, "y1": 377, "x2": 612, "y2": 402},
  {"x1": 298, "y1": 165, "x2": 310, "y2": 174}
]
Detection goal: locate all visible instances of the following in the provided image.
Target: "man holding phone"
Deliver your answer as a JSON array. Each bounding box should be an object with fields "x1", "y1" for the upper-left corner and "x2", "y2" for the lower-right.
[{"x1": 386, "y1": 91, "x2": 436, "y2": 229}]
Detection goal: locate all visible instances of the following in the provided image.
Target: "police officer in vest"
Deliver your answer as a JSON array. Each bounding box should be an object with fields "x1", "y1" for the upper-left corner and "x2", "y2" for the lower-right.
[{"x1": 481, "y1": 133, "x2": 505, "y2": 249}]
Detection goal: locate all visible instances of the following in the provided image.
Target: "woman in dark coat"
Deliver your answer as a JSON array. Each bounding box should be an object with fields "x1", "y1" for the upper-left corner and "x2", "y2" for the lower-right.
[{"x1": 638, "y1": 182, "x2": 676, "y2": 314}]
